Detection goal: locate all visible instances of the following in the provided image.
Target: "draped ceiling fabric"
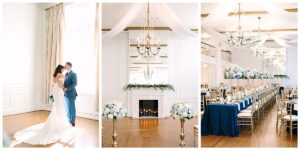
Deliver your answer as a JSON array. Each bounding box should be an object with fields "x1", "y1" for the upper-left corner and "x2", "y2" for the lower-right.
[
  {"x1": 45, "y1": 4, "x2": 65, "y2": 103},
  {"x1": 103, "y1": 3, "x2": 144, "y2": 39},
  {"x1": 202, "y1": 3, "x2": 235, "y2": 27},
  {"x1": 260, "y1": 3, "x2": 297, "y2": 24},
  {"x1": 103, "y1": 3, "x2": 197, "y2": 39},
  {"x1": 201, "y1": 3, "x2": 297, "y2": 49},
  {"x1": 152, "y1": 3, "x2": 197, "y2": 37}
]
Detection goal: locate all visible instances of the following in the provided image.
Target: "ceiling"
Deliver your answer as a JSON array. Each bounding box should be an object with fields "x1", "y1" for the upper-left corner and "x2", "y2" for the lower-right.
[
  {"x1": 201, "y1": 3, "x2": 297, "y2": 72},
  {"x1": 102, "y1": 3, "x2": 199, "y2": 29},
  {"x1": 201, "y1": 3, "x2": 297, "y2": 42},
  {"x1": 201, "y1": 3, "x2": 297, "y2": 32}
]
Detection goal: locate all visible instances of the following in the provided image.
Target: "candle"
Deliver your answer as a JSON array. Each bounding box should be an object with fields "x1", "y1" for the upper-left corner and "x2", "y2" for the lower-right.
[{"x1": 157, "y1": 39, "x2": 160, "y2": 47}]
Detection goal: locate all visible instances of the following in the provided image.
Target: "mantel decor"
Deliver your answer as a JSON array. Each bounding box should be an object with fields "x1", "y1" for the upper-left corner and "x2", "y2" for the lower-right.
[
  {"x1": 274, "y1": 74, "x2": 289, "y2": 79},
  {"x1": 124, "y1": 84, "x2": 175, "y2": 91}
]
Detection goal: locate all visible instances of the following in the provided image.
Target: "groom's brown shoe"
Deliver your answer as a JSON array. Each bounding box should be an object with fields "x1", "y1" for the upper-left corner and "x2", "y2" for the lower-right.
[{"x1": 72, "y1": 123, "x2": 75, "y2": 127}]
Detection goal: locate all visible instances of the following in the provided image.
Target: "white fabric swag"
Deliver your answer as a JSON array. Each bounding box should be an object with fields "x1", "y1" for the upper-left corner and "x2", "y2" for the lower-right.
[
  {"x1": 202, "y1": 3, "x2": 235, "y2": 27},
  {"x1": 103, "y1": 3, "x2": 196, "y2": 39}
]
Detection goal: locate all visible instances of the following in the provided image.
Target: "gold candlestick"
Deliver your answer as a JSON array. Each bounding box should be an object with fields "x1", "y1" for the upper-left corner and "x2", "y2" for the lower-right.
[
  {"x1": 112, "y1": 119, "x2": 117, "y2": 147},
  {"x1": 179, "y1": 119, "x2": 186, "y2": 147}
]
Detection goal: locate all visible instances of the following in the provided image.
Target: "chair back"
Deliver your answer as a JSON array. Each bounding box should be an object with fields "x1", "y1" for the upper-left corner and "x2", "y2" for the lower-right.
[{"x1": 251, "y1": 96, "x2": 256, "y2": 117}]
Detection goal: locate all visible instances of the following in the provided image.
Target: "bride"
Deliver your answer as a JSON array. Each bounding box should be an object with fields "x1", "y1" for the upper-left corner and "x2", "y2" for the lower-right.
[{"x1": 14, "y1": 65, "x2": 71, "y2": 145}]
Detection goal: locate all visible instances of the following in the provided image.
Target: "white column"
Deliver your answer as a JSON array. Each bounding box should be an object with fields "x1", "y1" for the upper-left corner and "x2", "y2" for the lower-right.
[{"x1": 215, "y1": 41, "x2": 222, "y2": 87}]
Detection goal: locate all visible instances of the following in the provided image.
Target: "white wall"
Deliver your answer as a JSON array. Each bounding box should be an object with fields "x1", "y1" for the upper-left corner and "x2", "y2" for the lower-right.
[
  {"x1": 166, "y1": 35, "x2": 199, "y2": 114},
  {"x1": 282, "y1": 47, "x2": 298, "y2": 87},
  {"x1": 232, "y1": 48, "x2": 264, "y2": 71},
  {"x1": 102, "y1": 31, "x2": 199, "y2": 115},
  {"x1": 0, "y1": 3, "x2": 4, "y2": 114},
  {"x1": 102, "y1": 32, "x2": 129, "y2": 109},
  {"x1": 3, "y1": 3, "x2": 45, "y2": 115}
]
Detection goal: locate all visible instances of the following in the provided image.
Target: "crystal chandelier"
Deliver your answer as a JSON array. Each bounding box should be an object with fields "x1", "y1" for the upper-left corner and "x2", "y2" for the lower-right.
[
  {"x1": 252, "y1": 17, "x2": 267, "y2": 57},
  {"x1": 137, "y1": 3, "x2": 161, "y2": 58},
  {"x1": 227, "y1": 3, "x2": 252, "y2": 47},
  {"x1": 144, "y1": 62, "x2": 153, "y2": 80}
]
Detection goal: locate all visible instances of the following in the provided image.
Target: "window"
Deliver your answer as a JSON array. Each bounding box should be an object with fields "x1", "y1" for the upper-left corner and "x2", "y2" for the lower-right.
[{"x1": 64, "y1": 3, "x2": 97, "y2": 94}]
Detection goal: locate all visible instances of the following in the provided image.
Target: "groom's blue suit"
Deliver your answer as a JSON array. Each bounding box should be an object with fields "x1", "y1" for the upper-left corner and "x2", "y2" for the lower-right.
[{"x1": 64, "y1": 70, "x2": 78, "y2": 124}]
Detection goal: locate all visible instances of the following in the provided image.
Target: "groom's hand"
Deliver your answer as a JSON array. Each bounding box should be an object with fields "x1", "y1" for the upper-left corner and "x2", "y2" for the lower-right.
[{"x1": 63, "y1": 87, "x2": 68, "y2": 92}]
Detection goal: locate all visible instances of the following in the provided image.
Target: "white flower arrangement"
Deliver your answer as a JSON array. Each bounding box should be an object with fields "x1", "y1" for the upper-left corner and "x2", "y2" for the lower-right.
[
  {"x1": 224, "y1": 65, "x2": 274, "y2": 79},
  {"x1": 170, "y1": 101, "x2": 195, "y2": 120},
  {"x1": 224, "y1": 65, "x2": 239, "y2": 79},
  {"x1": 102, "y1": 102, "x2": 127, "y2": 120},
  {"x1": 244, "y1": 69, "x2": 254, "y2": 79}
]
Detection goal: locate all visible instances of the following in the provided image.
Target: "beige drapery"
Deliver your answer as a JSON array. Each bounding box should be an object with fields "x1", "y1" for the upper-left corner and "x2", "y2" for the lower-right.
[
  {"x1": 45, "y1": 4, "x2": 65, "y2": 103},
  {"x1": 94, "y1": 3, "x2": 100, "y2": 112}
]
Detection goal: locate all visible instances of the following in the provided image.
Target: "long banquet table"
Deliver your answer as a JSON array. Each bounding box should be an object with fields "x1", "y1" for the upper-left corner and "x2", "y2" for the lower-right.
[{"x1": 201, "y1": 97, "x2": 252, "y2": 137}]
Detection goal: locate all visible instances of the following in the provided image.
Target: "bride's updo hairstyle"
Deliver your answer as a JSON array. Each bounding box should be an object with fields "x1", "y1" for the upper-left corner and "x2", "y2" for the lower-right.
[{"x1": 53, "y1": 65, "x2": 64, "y2": 78}]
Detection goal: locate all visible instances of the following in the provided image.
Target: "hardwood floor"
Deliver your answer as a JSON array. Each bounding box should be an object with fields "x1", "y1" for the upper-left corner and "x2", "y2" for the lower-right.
[
  {"x1": 3, "y1": 111, "x2": 99, "y2": 148},
  {"x1": 102, "y1": 116, "x2": 199, "y2": 147},
  {"x1": 201, "y1": 103, "x2": 297, "y2": 147}
]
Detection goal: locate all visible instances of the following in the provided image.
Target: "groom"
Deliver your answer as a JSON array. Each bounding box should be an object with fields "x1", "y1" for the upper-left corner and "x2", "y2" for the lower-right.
[{"x1": 63, "y1": 62, "x2": 78, "y2": 127}]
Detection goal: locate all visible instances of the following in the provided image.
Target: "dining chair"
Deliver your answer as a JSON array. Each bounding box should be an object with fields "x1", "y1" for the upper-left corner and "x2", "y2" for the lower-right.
[
  {"x1": 237, "y1": 96, "x2": 256, "y2": 134},
  {"x1": 275, "y1": 95, "x2": 286, "y2": 133},
  {"x1": 279, "y1": 100, "x2": 298, "y2": 139}
]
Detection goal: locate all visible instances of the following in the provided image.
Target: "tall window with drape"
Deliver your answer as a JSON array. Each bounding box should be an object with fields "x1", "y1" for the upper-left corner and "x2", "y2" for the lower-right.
[
  {"x1": 64, "y1": 3, "x2": 99, "y2": 112},
  {"x1": 45, "y1": 4, "x2": 65, "y2": 103}
]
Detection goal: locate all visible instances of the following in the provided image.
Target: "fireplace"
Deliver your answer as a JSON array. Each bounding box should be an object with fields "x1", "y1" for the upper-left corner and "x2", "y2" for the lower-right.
[
  {"x1": 129, "y1": 89, "x2": 166, "y2": 118},
  {"x1": 139, "y1": 100, "x2": 158, "y2": 117}
]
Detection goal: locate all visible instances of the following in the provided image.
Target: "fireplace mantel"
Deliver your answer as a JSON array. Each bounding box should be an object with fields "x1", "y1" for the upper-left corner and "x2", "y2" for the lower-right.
[{"x1": 128, "y1": 89, "x2": 168, "y2": 119}]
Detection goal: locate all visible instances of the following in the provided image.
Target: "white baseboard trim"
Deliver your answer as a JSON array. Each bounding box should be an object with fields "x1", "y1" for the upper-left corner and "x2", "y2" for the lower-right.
[
  {"x1": 4, "y1": 105, "x2": 99, "y2": 121},
  {"x1": 3, "y1": 105, "x2": 43, "y2": 116},
  {"x1": 41, "y1": 105, "x2": 99, "y2": 120},
  {"x1": 77, "y1": 112, "x2": 99, "y2": 120}
]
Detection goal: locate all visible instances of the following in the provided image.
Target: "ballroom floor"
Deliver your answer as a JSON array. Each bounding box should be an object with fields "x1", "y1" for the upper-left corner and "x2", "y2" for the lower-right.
[
  {"x1": 102, "y1": 116, "x2": 198, "y2": 147},
  {"x1": 201, "y1": 103, "x2": 297, "y2": 147},
  {"x1": 3, "y1": 111, "x2": 99, "y2": 148}
]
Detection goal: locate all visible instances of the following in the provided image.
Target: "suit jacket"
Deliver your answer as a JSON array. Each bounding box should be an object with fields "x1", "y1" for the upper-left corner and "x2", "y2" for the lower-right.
[{"x1": 64, "y1": 70, "x2": 78, "y2": 99}]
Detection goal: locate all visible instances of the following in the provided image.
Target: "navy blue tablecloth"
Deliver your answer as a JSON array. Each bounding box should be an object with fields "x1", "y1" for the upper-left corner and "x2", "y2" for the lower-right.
[
  {"x1": 201, "y1": 92, "x2": 207, "y2": 111},
  {"x1": 201, "y1": 104, "x2": 239, "y2": 137}
]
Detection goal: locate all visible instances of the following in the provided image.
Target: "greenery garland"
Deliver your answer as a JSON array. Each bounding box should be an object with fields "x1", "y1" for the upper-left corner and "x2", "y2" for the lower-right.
[
  {"x1": 124, "y1": 84, "x2": 175, "y2": 91},
  {"x1": 274, "y1": 74, "x2": 289, "y2": 79}
]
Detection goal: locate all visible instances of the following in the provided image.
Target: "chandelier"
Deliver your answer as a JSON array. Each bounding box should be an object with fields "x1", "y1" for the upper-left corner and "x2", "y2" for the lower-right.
[
  {"x1": 137, "y1": 3, "x2": 161, "y2": 58},
  {"x1": 227, "y1": 3, "x2": 253, "y2": 47},
  {"x1": 251, "y1": 17, "x2": 267, "y2": 57},
  {"x1": 143, "y1": 62, "x2": 153, "y2": 81}
]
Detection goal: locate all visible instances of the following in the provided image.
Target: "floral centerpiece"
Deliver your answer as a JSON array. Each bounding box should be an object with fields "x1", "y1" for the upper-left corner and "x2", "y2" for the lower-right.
[
  {"x1": 244, "y1": 69, "x2": 255, "y2": 79},
  {"x1": 102, "y1": 102, "x2": 127, "y2": 120},
  {"x1": 224, "y1": 65, "x2": 246, "y2": 79},
  {"x1": 170, "y1": 101, "x2": 195, "y2": 147},
  {"x1": 224, "y1": 65, "x2": 237, "y2": 79},
  {"x1": 102, "y1": 102, "x2": 127, "y2": 147}
]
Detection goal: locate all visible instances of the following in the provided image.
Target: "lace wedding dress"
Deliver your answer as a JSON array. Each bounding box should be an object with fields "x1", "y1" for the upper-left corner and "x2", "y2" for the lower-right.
[{"x1": 14, "y1": 78, "x2": 71, "y2": 145}]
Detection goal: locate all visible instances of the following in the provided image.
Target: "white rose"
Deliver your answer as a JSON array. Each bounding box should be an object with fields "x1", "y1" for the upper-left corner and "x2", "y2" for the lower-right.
[
  {"x1": 115, "y1": 106, "x2": 120, "y2": 112},
  {"x1": 104, "y1": 108, "x2": 110, "y2": 113},
  {"x1": 108, "y1": 114, "x2": 113, "y2": 119}
]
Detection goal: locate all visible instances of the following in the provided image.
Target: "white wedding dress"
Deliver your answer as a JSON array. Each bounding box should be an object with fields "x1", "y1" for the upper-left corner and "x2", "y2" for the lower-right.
[{"x1": 14, "y1": 78, "x2": 71, "y2": 145}]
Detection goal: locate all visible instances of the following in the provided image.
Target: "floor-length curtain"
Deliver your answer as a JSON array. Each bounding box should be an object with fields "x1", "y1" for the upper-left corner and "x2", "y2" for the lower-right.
[
  {"x1": 45, "y1": 4, "x2": 65, "y2": 103},
  {"x1": 94, "y1": 3, "x2": 100, "y2": 112}
]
